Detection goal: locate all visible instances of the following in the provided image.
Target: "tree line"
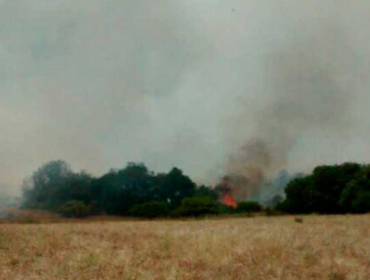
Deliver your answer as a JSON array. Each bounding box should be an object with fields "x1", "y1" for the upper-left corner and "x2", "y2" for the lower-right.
[
  {"x1": 21, "y1": 160, "x2": 370, "y2": 218},
  {"x1": 278, "y1": 162, "x2": 370, "y2": 214},
  {"x1": 22, "y1": 160, "x2": 231, "y2": 218}
]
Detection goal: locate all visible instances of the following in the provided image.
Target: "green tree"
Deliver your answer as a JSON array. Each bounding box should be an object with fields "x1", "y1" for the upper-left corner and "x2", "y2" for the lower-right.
[
  {"x1": 279, "y1": 176, "x2": 315, "y2": 213},
  {"x1": 311, "y1": 163, "x2": 361, "y2": 213},
  {"x1": 173, "y1": 197, "x2": 218, "y2": 217},
  {"x1": 193, "y1": 185, "x2": 219, "y2": 200},
  {"x1": 58, "y1": 200, "x2": 92, "y2": 218},
  {"x1": 90, "y1": 163, "x2": 153, "y2": 215},
  {"x1": 129, "y1": 201, "x2": 169, "y2": 218},
  {"x1": 279, "y1": 163, "x2": 363, "y2": 214},
  {"x1": 155, "y1": 168, "x2": 197, "y2": 208},
  {"x1": 340, "y1": 165, "x2": 370, "y2": 213},
  {"x1": 22, "y1": 160, "x2": 73, "y2": 209},
  {"x1": 236, "y1": 201, "x2": 263, "y2": 213}
]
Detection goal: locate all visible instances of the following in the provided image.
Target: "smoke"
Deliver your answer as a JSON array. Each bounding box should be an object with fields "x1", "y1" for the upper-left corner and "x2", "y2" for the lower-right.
[
  {"x1": 221, "y1": 25, "x2": 359, "y2": 200},
  {"x1": 1, "y1": 1, "x2": 370, "y2": 195},
  {"x1": 260, "y1": 170, "x2": 303, "y2": 204},
  {"x1": 0, "y1": 187, "x2": 17, "y2": 218}
]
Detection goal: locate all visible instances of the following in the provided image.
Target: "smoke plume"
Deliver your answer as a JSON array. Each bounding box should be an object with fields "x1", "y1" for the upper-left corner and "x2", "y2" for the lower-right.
[
  {"x1": 221, "y1": 26, "x2": 358, "y2": 201},
  {"x1": 1, "y1": 1, "x2": 370, "y2": 195}
]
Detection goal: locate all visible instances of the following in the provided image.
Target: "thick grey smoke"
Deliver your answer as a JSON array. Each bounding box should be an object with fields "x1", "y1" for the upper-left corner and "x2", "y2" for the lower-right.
[
  {"x1": 1, "y1": 0, "x2": 370, "y2": 195},
  {"x1": 223, "y1": 25, "x2": 358, "y2": 199}
]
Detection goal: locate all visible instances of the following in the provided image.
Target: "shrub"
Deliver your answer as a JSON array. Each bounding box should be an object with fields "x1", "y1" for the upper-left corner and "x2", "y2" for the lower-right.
[
  {"x1": 58, "y1": 200, "x2": 91, "y2": 218},
  {"x1": 129, "y1": 202, "x2": 169, "y2": 218},
  {"x1": 173, "y1": 197, "x2": 218, "y2": 217},
  {"x1": 236, "y1": 201, "x2": 263, "y2": 213},
  {"x1": 217, "y1": 204, "x2": 236, "y2": 215}
]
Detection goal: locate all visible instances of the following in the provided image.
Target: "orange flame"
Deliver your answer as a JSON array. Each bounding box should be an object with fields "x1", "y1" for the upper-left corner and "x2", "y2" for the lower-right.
[{"x1": 222, "y1": 194, "x2": 237, "y2": 209}]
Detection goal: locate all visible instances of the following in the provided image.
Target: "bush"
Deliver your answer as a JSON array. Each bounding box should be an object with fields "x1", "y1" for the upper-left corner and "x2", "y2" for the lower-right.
[
  {"x1": 58, "y1": 200, "x2": 91, "y2": 218},
  {"x1": 217, "y1": 204, "x2": 236, "y2": 215},
  {"x1": 129, "y1": 202, "x2": 169, "y2": 218},
  {"x1": 339, "y1": 166, "x2": 370, "y2": 213},
  {"x1": 173, "y1": 197, "x2": 218, "y2": 217},
  {"x1": 236, "y1": 201, "x2": 263, "y2": 213}
]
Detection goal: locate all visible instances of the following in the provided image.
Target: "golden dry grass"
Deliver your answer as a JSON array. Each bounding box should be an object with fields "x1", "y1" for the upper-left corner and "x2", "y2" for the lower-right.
[{"x1": 1, "y1": 215, "x2": 370, "y2": 280}]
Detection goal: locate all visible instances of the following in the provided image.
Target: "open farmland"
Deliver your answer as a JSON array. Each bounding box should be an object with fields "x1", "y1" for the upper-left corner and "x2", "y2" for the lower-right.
[{"x1": 1, "y1": 215, "x2": 370, "y2": 280}]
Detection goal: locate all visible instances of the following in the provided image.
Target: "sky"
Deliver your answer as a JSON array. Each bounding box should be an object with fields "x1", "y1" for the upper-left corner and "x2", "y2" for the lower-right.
[{"x1": 1, "y1": 0, "x2": 370, "y2": 195}]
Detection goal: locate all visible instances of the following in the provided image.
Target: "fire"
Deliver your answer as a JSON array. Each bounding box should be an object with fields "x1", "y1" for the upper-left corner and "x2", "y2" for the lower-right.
[
  {"x1": 218, "y1": 175, "x2": 238, "y2": 208},
  {"x1": 222, "y1": 194, "x2": 237, "y2": 209}
]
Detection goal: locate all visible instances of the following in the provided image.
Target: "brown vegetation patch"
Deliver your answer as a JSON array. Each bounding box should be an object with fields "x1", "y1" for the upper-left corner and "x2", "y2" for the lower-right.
[{"x1": 0, "y1": 215, "x2": 370, "y2": 279}]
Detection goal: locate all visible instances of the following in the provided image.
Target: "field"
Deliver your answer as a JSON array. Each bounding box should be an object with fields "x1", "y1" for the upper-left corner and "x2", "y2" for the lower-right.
[{"x1": 1, "y1": 215, "x2": 370, "y2": 280}]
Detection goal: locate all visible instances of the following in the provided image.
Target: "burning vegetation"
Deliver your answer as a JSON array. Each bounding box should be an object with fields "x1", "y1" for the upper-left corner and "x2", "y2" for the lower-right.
[
  {"x1": 217, "y1": 139, "x2": 276, "y2": 206},
  {"x1": 216, "y1": 176, "x2": 237, "y2": 208}
]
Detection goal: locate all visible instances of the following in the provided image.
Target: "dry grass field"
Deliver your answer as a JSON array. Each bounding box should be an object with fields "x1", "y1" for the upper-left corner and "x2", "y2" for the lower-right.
[{"x1": 1, "y1": 215, "x2": 370, "y2": 280}]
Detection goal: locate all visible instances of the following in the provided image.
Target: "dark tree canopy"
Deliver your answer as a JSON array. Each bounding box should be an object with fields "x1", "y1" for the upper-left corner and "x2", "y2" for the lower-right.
[
  {"x1": 155, "y1": 167, "x2": 196, "y2": 207},
  {"x1": 21, "y1": 160, "x2": 370, "y2": 217},
  {"x1": 173, "y1": 197, "x2": 218, "y2": 217},
  {"x1": 22, "y1": 160, "x2": 74, "y2": 209},
  {"x1": 339, "y1": 166, "x2": 370, "y2": 213},
  {"x1": 278, "y1": 162, "x2": 369, "y2": 214},
  {"x1": 236, "y1": 201, "x2": 263, "y2": 213},
  {"x1": 22, "y1": 160, "x2": 200, "y2": 216}
]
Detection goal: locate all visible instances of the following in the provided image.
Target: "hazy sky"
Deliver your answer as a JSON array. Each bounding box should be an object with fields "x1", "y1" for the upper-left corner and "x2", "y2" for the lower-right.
[{"x1": 1, "y1": 0, "x2": 370, "y2": 195}]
